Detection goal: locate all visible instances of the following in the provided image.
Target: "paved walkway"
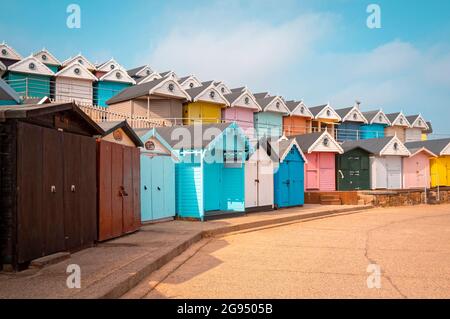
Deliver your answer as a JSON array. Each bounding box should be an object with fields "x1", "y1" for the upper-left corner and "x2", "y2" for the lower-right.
[
  {"x1": 0, "y1": 204, "x2": 368, "y2": 298},
  {"x1": 127, "y1": 204, "x2": 450, "y2": 299}
]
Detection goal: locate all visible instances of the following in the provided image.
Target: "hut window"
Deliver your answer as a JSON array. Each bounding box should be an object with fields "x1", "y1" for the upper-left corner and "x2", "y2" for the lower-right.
[
  {"x1": 399, "y1": 118, "x2": 403, "y2": 124},
  {"x1": 29, "y1": 62, "x2": 36, "y2": 70},
  {"x1": 379, "y1": 115, "x2": 383, "y2": 122},
  {"x1": 154, "y1": 77, "x2": 158, "y2": 81},
  {"x1": 146, "y1": 69, "x2": 151, "y2": 75},
  {"x1": 189, "y1": 82, "x2": 194, "y2": 88},
  {"x1": 276, "y1": 102, "x2": 280, "y2": 109},
  {"x1": 393, "y1": 142, "x2": 398, "y2": 150},
  {"x1": 78, "y1": 59, "x2": 83, "y2": 64},
  {"x1": 244, "y1": 97, "x2": 250, "y2": 105},
  {"x1": 116, "y1": 72, "x2": 122, "y2": 79},
  {"x1": 353, "y1": 113, "x2": 358, "y2": 120},
  {"x1": 300, "y1": 107, "x2": 304, "y2": 114},
  {"x1": 1, "y1": 49, "x2": 7, "y2": 56},
  {"x1": 418, "y1": 120, "x2": 422, "y2": 125},
  {"x1": 113, "y1": 130, "x2": 123, "y2": 141},
  {"x1": 145, "y1": 141, "x2": 155, "y2": 151},
  {"x1": 74, "y1": 67, "x2": 81, "y2": 75},
  {"x1": 110, "y1": 64, "x2": 115, "y2": 70},
  {"x1": 221, "y1": 87, "x2": 225, "y2": 93},
  {"x1": 326, "y1": 110, "x2": 331, "y2": 116},
  {"x1": 323, "y1": 137, "x2": 329, "y2": 146},
  {"x1": 168, "y1": 83, "x2": 175, "y2": 92},
  {"x1": 210, "y1": 91, "x2": 215, "y2": 99},
  {"x1": 42, "y1": 54, "x2": 47, "y2": 61}
]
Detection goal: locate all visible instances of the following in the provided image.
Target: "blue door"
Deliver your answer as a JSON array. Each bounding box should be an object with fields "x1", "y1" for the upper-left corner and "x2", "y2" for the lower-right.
[
  {"x1": 151, "y1": 156, "x2": 165, "y2": 219},
  {"x1": 289, "y1": 159, "x2": 304, "y2": 206},
  {"x1": 140, "y1": 155, "x2": 153, "y2": 222},
  {"x1": 203, "y1": 163, "x2": 222, "y2": 211}
]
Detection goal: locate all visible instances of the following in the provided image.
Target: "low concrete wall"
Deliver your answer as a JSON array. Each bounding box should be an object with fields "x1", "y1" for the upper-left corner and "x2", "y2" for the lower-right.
[{"x1": 358, "y1": 188, "x2": 450, "y2": 207}]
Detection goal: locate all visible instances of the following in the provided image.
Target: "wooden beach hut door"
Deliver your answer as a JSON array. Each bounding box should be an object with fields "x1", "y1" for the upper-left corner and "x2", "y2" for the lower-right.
[
  {"x1": 386, "y1": 156, "x2": 402, "y2": 189},
  {"x1": 245, "y1": 161, "x2": 258, "y2": 207},
  {"x1": 305, "y1": 153, "x2": 319, "y2": 190},
  {"x1": 245, "y1": 157, "x2": 274, "y2": 208}
]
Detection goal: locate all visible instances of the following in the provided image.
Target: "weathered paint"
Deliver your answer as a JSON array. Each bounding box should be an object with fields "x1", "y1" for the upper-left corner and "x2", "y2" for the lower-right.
[
  {"x1": 430, "y1": 156, "x2": 450, "y2": 187},
  {"x1": 283, "y1": 116, "x2": 311, "y2": 136},
  {"x1": 336, "y1": 148, "x2": 371, "y2": 190},
  {"x1": 304, "y1": 152, "x2": 336, "y2": 191},
  {"x1": 95, "y1": 81, "x2": 132, "y2": 107},
  {"x1": 274, "y1": 146, "x2": 305, "y2": 207},
  {"x1": 254, "y1": 111, "x2": 283, "y2": 138},
  {"x1": 183, "y1": 101, "x2": 222, "y2": 124},
  {"x1": 360, "y1": 123, "x2": 386, "y2": 139},
  {"x1": 5, "y1": 72, "x2": 51, "y2": 98},
  {"x1": 403, "y1": 150, "x2": 433, "y2": 189}
]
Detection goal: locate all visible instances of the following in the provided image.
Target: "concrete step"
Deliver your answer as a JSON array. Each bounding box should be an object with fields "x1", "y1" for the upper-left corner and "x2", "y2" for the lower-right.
[{"x1": 320, "y1": 199, "x2": 342, "y2": 205}]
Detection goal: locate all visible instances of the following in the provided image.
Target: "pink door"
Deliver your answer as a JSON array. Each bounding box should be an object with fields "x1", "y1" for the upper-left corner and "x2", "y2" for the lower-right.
[
  {"x1": 404, "y1": 153, "x2": 429, "y2": 188},
  {"x1": 305, "y1": 153, "x2": 319, "y2": 190},
  {"x1": 319, "y1": 153, "x2": 336, "y2": 191}
]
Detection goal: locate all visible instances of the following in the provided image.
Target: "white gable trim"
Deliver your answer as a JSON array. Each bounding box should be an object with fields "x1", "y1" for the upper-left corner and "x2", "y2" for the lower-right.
[
  {"x1": 33, "y1": 48, "x2": 61, "y2": 66},
  {"x1": 97, "y1": 58, "x2": 125, "y2": 72},
  {"x1": 193, "y1": 83, "x2": 229, "y2": 106},
  {"x1": 410, "y1": 114, "x2": 429, "y2": 130},
  {"x1": 264, "y1": 96, "x2": 290, "y2": 114},
  {"x1": 160, "y1": 70, "x2": 178, "y2": 80},
  {"x1": 308, "y1": 131, "x2": 344, "y2": 154},
  {"x1": 290, "y1": 101, "x2": 314, "y2": 118},
  {"x1": 391, "y1": 112, "x2": 410, "y2": 127},
  {"x1": 138, "y1": 72, "x2": 162, "y2": 84},
  {"x1": 315, "y1": 104, "x2": 341, "y2": 121},
  {"x1": 0, "y1": 43, "x2": 22, "y2": 60},
  {"x1": 342, "y1": 106, "x2": 368, "y2": 123},
  {"x1": 99, "y1": 68, "x2": 136, "y2": 84},
  {"x1": 379, "y1": 136, "x2": 410, "y2": 156},
  {"x1": 55, "y1": 61, "x2": 98, "y2": 81},
  {"x1": 279, "y1": 138, "x2": 308, "y2": 163},
  {"x1": 62, "y1": 54, "x2": 96, "y2": 70},
  {"x1": 370, "y1": 110, "x2": 391, "y2": 125},
  {"x1": 215, "y1": 82, "x2": 232, "y2": 95},
  {"x1": 441, "y1": 142, "x2": 450, "y2": 156},
  {"x1": 409, "y1": 147, "x2": 437, "y2": 158},
  {"x1": 0, "y1": 60, "x2": 6, "y2": 71},
  {"x1": 135, "y1": 65, "x2": 154, "y2": 77},
  {"x1": 149, "y1": 77, "x2": 190, "y2": 100},
  {"x1": 230, "y1": 90, "x2": 261, "y2": 111},
  {"x1": 179, "y1": 75, "x2": 202, "y2": 86},
  {"x1": 8, "y1": 56, "x2": 54, "y2": 76}
]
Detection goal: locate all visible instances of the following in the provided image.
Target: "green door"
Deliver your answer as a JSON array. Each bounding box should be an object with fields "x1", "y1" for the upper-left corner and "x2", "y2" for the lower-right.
[{"x1": 337, "y1": 148, "x2": 370, "y2": 190}]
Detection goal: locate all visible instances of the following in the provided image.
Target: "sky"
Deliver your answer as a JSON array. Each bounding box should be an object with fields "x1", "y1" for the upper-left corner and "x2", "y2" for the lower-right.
[{"x1": 1, "y1": 0, "x2": 450, "y2": 134}]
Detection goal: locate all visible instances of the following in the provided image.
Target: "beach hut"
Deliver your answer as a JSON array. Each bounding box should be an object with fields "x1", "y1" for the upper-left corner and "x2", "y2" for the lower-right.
[
  {"x1": 295, "y1": 131, "x2": 344, "y2": 191},
  {"x1": 283, "y1": 100, "x2": 313, "y2": 136},
  {"x1": 95, "y1": 58, "x2": 125, "y2": 78},
  {"x1": 62, "y1": 53, "x2": 96, "y2": 72},
  {"x1": 159, "y1": 70, "x2": 178, "y2": 80},
  {"x1": 245, "y1": 138, "x2": 275, "y2": 211},
  {"x1": 360, "y1": 109, "x2": 391, "y2": 139},
  {"x1": 0, "y1": 78, "x2": 21, "y2": 105},
  {"x1": 154, "y1": 122, "x2": 249, "y2": 220},
  {"x1": 135, "y1": 128, "x2": 179, "y2": 222},
  {"x1": 0, "y1": 60, "x2": 6, "y2": 77},
  {"x1": 54, "y1": 61, "x2": 97, "y2": 105},
  {"x1": 0, "y1": 42, "x2": 22, "y2": 67},
  {"x1": 4, "y1": 55, "x2": 54, "y2": 99},
  {"x1": 97, "y1": 121, "x2": 142, "y2": 241},
  {"x1": 422, "y1": 122, "x2": 433, "y2": 141},
  {"x1": 95, "y1": 68, "x2": 135, "y2": 107},
  {"x1": 271, "y1": 137, "x2": 307, "y2": 208},
  {"x1": 214, "y1": 81, "x2": 232, "y2": 95},
  {"x1": 402, "y1": 146, "x2": 436, "y2": 189},
  {"x1": 336, "y1": 146, "x2": 371, "y2": 191},
  {"x1": 106, "y1": 76, "x2": 190, "y2": 125},
  {"x1": 308, "y1": 103, "x2": 341, "y2": 138},
  {"x1": 0, "y1": 102, "x2": 102, "y2": 270},
  {"x1": 405, "y1": 114, "x2": 429, "y2": 142},
  {"x1": 335, "y1": 103, "x2": 368, "y2": 141},
  {"x1": 405, "y1": 139, "x2": 450, "y2": 187},
  {"x1": 178, "y1": 75, "x2": 202, "y2": 90},
  {"x1": 183, "y1": 81, "x2": 229, "y2": 124},
  {"x1": 341, "y1": 136, "x2": 410, "y2": 190},
  {"x1": 385, "y1": 112, "x2": 410, "y2": 142},
  {"x1": 127, "y1": 65, "x2": 154, "y2": 80},
  {"x1": 254, "y1": 92, "x2": 290, "y2": 139},
  {"x1": 222, "y1": 87, "x2": 261, "y2": 138},
  {"x1": 33, "y1": 48, "x2": 61, "y2": 73}
]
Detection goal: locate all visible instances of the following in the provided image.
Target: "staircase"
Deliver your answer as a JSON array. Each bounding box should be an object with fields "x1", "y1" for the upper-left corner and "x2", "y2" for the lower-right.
[{"x1": 320, "y1": 194, "x2": 342, "y2": 205}]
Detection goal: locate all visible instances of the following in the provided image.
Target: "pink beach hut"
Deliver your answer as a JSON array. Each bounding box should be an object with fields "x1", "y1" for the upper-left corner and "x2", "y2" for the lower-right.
[{"x1": 403, "y1": 146, "x2": 437, "y2": 189}]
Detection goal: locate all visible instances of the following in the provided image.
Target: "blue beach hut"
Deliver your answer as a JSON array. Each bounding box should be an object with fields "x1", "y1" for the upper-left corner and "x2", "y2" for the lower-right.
[
  {"x1": 0, "y1": 78, "x2": 21, "y2": 105},
  {"x1": 253, "y1": 92, "x2": 290, "y2": 139},
  {"x1": 360, "y1": 109, "x2": 391, "y2": 139},
  {"x1": 154, "y1": 122, "x2": 250, "y2": 221},
  {"x1": 335, "y1": 103, "x2": 368, "y2": 141},
  {"x1": 95, "y1": 68, "x2": 135, "y2": 107},
  {"x1": 270, "y1": 137, "x2": 307, "y2": 208},
  {"x1": 135, "y1": 127, "x2": 179, "y2": 223}
]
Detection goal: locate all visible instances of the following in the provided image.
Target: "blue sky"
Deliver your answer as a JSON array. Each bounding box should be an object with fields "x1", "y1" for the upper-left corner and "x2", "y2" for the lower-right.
[{"x1": 1, "y1": 0, "x2": 450, "y2": 133}]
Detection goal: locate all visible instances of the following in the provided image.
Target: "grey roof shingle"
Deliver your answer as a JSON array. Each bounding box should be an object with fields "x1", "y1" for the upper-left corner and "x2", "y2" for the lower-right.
[
  {"x1": 308, "y1": 104, "x2": 328, "y2": 117},
  {"x1": 424, "y1": 121, "x2": 433, "y2": 134},
  {"x1": 405, "y1": 114, "x2": 420, "y2": 124},
  {"x1": 385, "y1": 112, "x2": 401, "y2": 123},
  {"x1": 127, "y1": 65, "x2": 147, "y2": 77},
  {"x1": 340, "y1": 137, "x2": 395, "y2": 155},
  {"x1": 334, "y1": 107, "x2": 353, "y2": 119},
  {"x1": 292, "y1": 132, "x2": 324, "y2": 152},
  {"x1": 285, "y1": 100, "x2": 301, "y2": 112},
  {"x1": 404, "y1": 138, "x2": 450, "y2": 156},
  {"x1": 185, "y1": 81, "x2": 215, "y2": 100},
  {"x1": 362, "y1": 110, "x2": 381, "y2": 122},
  {"x1": 106, "y1": 77, "x2": 168, "y2": 105}
]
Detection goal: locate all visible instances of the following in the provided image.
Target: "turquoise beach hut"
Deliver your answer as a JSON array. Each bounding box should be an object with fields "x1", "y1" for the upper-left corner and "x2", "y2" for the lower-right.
[
  {"x1": 135, "y1": 128, "x2": 179, "y2": 223},
  {"x1": 154, "y1": 122, "x2": 250, "y2": 221},
  {"x1": 360, "y1": 109, "x2": 391, "y2": 139},
  {"x1": 94, "y1": 68, "x2": 135, "y2": 107},
  {"x1": 254, "y1": 92, "x2": 290, "y2": 139},
  {"x1": 0, "y1": 78, "x2": 21, "y2": 105}
]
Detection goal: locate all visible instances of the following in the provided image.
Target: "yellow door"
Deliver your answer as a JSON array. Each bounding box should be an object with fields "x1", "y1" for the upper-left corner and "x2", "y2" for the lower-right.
[
  {"x1": 446, "y1": 156, "x2": 450, "y2": 186},
  {"x1": 183, "y1": 103, "x2": 202, "y2": 125},
  {"x1": 201, "y1": 103, "x2": 221, "y2": 123},
  {"x1": 430, "y1": 157, "x2": 448, "y2": 187}
]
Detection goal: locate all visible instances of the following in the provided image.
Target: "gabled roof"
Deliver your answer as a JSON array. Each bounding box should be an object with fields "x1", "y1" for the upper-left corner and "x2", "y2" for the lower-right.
[
  {"x1": 33, "y1": 48, "x2": 61, "y2": 66},
  {"x1": 424, "y1": 121, "x2": 433, "y2": 134},
  {"x1": 98, "y1": 121, "x2": 143, "y2": 147},
  {"x1": 285, "y1": 100, "x2": 313, "y2": 118},
  {"x1": 254, "y1": 93, "x2": 289, "y2": 114},
  {"x1": 127, "y1": 65, "x2": 154, "y2": 78},
  {"x1": 0, "y1": 102, "x2": 103, "y2": 135},
  {"x1": 224, "y1": 87, "x2": 261, "y2": 111},
  {"x1": 0, "y1": 42, "x2": 22, "y2": 60},
  {"x1": 96, "y1": 58, "x2": 125, "y2": 73},
  {"x1": 294, "y1": 131, "x2": 343, "y2": 154},
  {"x1": 385, "y1": 112, "x2": 410, "y2": 127},
  {"x1": 159, "y1": 70, "x2": 178, "y2": 79},
  {"x1": 55, "y1": 61, "x2": 98, "y2": 81},
  {"x1": 405, "y1": 114, "x2": 429, "y2": 130},
  {"x1": 335, "y1": 105, "x2": 368, "y2": 123},
  {"x1": 362, "y1": 109, "x2": 391, "y2": 125},
  {"x1": 341, "y1": 136, "x2": 410, "y2": 156},
  {"x1": 0, "y1": 78, "x2": 21, "y2": 103},
  {"x1": 106, "y1": 76, "x2": 189, "y2": 105},
  {"x1": 268, "y1": 137, "x2": 307, "y2": 163},
  {"x1": 135, "y1": 127, "x2": 180, "y2": 160},
  {"x1": 8, "y1": 55, "x2": 54, "y2": 76},
  {"x1": 185, "y1": 81, "x2": 229, "y2": 106},
  {"x1": 404, "y1": 138, "x2": 450, "y2": 156},
  {"x1": 231, "y1": 87, "x2": 246, "y2": 93},
  {"x1": 135, "y1": 72, "x2": 162, "y2": 84},
  {"x1": 98, "y1": 68, "x2": 136, "y2": 84},
  {"x1": 214, "y1": 81, "x2": 232, "y2": 94},
  {"x1": 62, "y1": 54, "x2": 96, "y2": 70},
  {"x1": 404, "y1": 146, "x2": 437, "y2": 158},
  {"x1": 178, "y1": 75, "x2": 202, "y2": 89},
  {"x1": 309, "y1": 103, "x2": 341, "y2": 121}
]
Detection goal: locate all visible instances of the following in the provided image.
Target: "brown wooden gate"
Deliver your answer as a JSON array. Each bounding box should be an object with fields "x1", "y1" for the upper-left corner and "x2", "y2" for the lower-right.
[
  {"x1": 16, "y1": 122, "x2": 97, "y2": 264},
  {"x1": 98, "y1": 140, "x2": 140, "y2": 241}
]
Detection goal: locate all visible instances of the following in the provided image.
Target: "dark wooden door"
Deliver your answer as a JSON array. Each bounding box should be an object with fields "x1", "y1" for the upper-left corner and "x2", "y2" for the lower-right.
[
  {"x1": 132, "y1": 148, "x2": 141, "y2": 230},
  {"x1": 122, "y1": 146, "x2": 134, "y2": 233},
  {"x1": 111, "y1": 142, "x2": 124, "y2": 238},
  {"x1": 337, "y1": 149, "x2": 370, "y2": 191},
  {"x1": 98, "y1": 141, "x2": 113, "y2": 241}
]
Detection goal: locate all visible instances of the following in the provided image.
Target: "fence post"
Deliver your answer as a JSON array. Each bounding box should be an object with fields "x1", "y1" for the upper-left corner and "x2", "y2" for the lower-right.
[{"x1": 25, "y1": 78, "x2": 29, "y2": 98}]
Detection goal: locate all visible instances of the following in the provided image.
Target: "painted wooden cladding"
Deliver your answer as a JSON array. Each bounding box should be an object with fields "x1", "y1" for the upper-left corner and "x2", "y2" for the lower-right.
[
  {"x1": 254, "y1": 112, "x2": 283, "y2": 138},
  {"x1": 175, "y1": 162, "x2": 203, "y2": 218},
  {"x1": 183, "y1": 102, "x2": 222, "y2": 124},
  {"x1": 430, "y1": 156, "x2": 450, "y2": 187},
  {"x1": 141, "y1": 155, "x2": 176, "y2": 222},
  {"x1": 403, "y1": 151, "x2": 431, "y2": 189},
  {"x1": 360, "y1": 123, "x2": 386, "y2": 139},
  {"x1": 371, "y1": 156, "x2": 403, "y2": 189},
  {"x1": 336, "y1": 148, "x2": 371, "y2": 191},
  {"x1": 336, "y1": 122, "x2": 363, "y2": 141},
  {"x1": 6, "y1": 73, "x2": 52, "y2": 98},
  {"x1": 274, "y1": 147, "x2": 305, "y2": 208},
  {"x1": 385, "y1": 126, "x2": 406, "y2": 142},
  {"x1": 405, "y1": 128, "x2": 423, "y2": 142},
  {"x1": 98, "y1": 140, "x2": 140, "y2": 241},
  {"x1": 222, "y1": 107, "x2": 255, "y2": 137},
  {"x1": 16, "y1": 122, "x2": 97, "y2": 264},
  {"x1": 55, "y1": 78, "x2": 93, "y2": 105},
  {"x1": 283, "y1": 116, "x2": 311, "y2": 136},
  {"x1": 245, "y1": 149, "x2": 274, "y2": 209},
  {"x1": 304, "y1": 152, "x2": 336, "y2": 191},
  {"x1": 95, "y1": 81, "x2": 132, "y2": 107}
]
